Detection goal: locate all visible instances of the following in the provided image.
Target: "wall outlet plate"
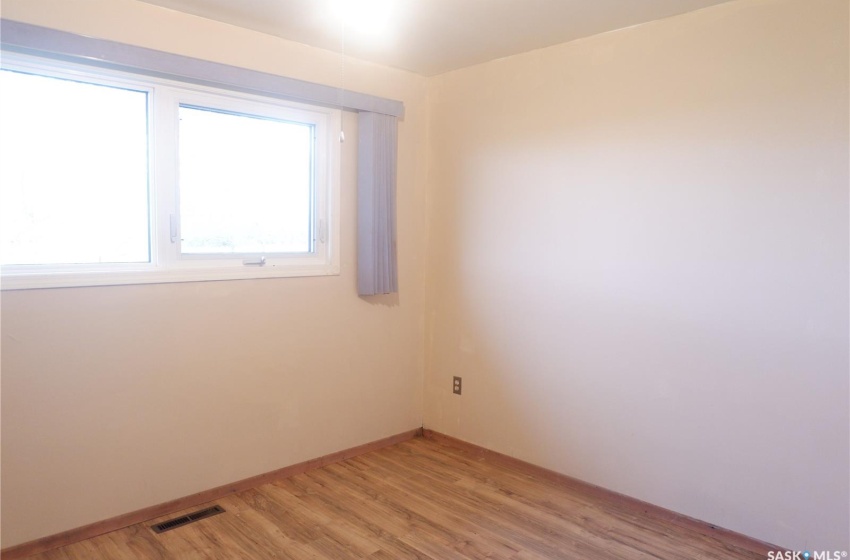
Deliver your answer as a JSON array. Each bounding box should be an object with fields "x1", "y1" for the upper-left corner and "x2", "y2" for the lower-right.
[{"x1": 453, "y1": 376, "x2": 462, "y2": 395}]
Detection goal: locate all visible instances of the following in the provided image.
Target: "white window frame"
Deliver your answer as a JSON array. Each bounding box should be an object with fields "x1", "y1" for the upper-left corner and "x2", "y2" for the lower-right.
[{"x1": 0, "y1": 52, "x2": 341, "y2": 290}]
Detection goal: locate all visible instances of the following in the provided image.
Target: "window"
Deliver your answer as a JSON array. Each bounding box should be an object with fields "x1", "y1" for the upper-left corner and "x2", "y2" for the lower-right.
[
  {"x1": 0, "y1": 53, "x2": 340, "y2": 289},
  {"x1": 178, "y1": 105, "x2": 314, "y2": 256},
  {"x1": 0, "y1": 70, "x2": 150, "y2": 266}
]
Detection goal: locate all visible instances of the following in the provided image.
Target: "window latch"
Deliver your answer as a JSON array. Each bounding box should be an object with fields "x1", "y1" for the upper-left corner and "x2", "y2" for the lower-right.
[
  {"x1": 318, "y1": 219, "x2": 327, "y2": 244},
  {"x1": 169, "y1": 214, "x2": 179, "y2": 244},
  {"x1": 242, "y1": 256, "x2": 266, "y2": 267}
]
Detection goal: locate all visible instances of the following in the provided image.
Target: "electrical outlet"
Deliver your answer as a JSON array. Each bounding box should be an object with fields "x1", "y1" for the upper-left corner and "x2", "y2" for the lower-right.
[{"x1": 453, "y1": 376, "x2": 462, "y2": 395}]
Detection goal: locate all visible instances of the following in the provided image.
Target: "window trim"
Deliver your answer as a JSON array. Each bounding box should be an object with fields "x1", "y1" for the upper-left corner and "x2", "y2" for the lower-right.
[{"x1": 0, "y1": 52, "x2": 341, "y2": 290}]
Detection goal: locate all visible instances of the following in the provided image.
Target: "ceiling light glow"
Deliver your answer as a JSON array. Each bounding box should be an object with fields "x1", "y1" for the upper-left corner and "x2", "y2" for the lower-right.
[{"x1": 328, "y1": 0, "x2": 397, "y2": 44}]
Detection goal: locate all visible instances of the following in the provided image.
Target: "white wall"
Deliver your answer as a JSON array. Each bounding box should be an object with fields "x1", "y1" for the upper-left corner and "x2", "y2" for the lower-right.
[
  {"x1": 0, "y1": 0, "x2": 429, "y2": 547},
  {"x1": 424, "y1": 0, "x2": 849, "y2": 551}
]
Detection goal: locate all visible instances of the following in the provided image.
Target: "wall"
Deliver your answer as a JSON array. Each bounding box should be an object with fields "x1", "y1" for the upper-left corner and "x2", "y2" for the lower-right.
[
  {"x1": 424, "y1": 0, "x2": 849, "y2": 551},
  {"x1": 0, "y1": 0, "x2": 429, "y2": 547}
]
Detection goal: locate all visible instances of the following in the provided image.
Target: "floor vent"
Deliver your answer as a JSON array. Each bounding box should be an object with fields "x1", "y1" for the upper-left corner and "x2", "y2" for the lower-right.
[{"x1": 150, "y1": 505, "x2": 225, "y2": 534}]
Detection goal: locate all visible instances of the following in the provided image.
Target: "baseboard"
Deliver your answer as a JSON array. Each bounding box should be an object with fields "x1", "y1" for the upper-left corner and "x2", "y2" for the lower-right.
[
  {"x1": 1, "y1": 428, "x2": 422, "y2": 559},
  {"x1": 422, "y1": 429, "x2": 786, "y2": 557}
]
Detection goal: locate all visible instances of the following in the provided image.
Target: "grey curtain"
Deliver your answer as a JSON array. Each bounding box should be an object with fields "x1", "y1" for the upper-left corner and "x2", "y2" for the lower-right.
[
  {"x1": 357, "y1": 111, "x2": 398, "y2": 295},
  {"x1": 0, "y1": 21, "x2": 404, "y2": 117}
]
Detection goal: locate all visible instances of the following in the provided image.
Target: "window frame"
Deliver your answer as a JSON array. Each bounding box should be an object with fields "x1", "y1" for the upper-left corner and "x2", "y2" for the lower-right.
[{"x1": 0, "y1": 52, "x2": 341, "y2": 290}]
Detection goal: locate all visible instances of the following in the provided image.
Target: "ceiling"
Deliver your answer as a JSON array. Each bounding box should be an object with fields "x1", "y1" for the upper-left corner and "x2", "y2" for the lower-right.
[{"x1": 135, "y1": 0, "x2": 733, "y2": 76}]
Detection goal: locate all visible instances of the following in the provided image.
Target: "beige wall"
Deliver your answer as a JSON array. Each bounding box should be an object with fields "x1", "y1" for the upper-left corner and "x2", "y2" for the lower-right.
[
  {"x1": 0, "y1": 0, "x2": 429, "y2": 548},
  {"x1": 424, "y1": 0, "x2": 849, "y2": 551},
  {"x1": 2, "y1": 0, "x2": 848, "y2": 553}
]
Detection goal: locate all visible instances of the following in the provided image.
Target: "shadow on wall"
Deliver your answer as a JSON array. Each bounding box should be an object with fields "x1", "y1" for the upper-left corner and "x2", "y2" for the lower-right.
[{"x1": 360, "y1": 293, "x2": 399, "y2": 307}]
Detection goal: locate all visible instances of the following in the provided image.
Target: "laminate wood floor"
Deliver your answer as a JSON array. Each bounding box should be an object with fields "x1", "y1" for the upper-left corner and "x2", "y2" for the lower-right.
[{"x1": 26, "y1": 437, "x2": 765, "y2": 559}]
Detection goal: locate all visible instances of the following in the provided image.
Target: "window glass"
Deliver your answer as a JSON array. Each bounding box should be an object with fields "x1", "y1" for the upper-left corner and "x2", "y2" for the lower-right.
[
  {"x1": 0, "y1": 69, "x2": 150, "y2": 265},
  {"x1": 178, "y1": 105, "x2": 314, "y2": 255}
]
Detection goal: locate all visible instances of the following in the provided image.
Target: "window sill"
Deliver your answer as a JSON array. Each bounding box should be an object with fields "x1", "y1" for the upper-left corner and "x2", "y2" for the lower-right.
[{"x1": 0, "y1": 264, "x2": 341, "y2": 290}]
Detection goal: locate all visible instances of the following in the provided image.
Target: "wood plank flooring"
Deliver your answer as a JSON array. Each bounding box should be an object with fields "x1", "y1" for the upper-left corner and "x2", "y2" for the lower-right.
[{"x1": 25, "y1": 438, "x2": 767, "y2": 559}]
